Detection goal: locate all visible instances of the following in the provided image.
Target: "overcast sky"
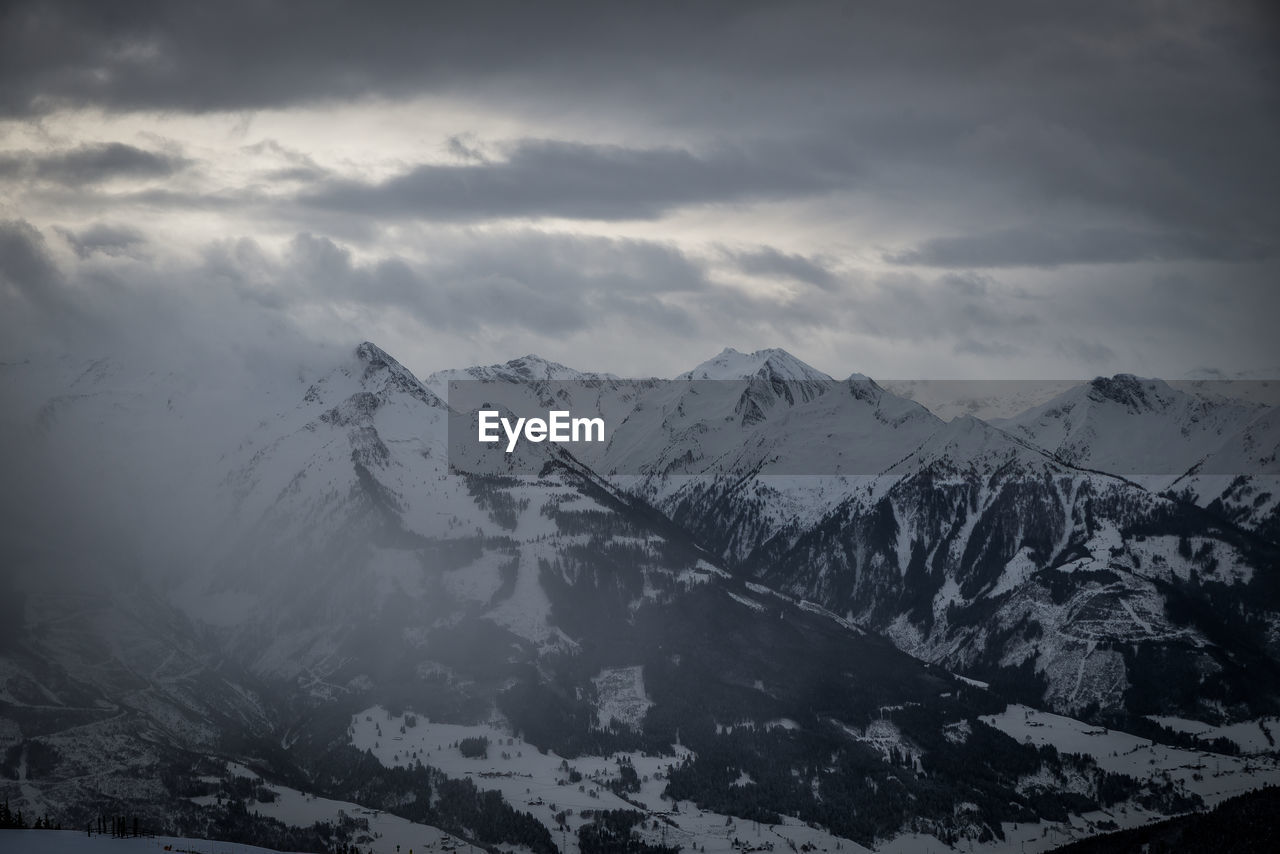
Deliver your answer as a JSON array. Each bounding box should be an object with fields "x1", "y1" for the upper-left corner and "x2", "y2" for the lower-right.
[{"x1": 1, "y1": 0, "x2": 1277, "y2": 380}]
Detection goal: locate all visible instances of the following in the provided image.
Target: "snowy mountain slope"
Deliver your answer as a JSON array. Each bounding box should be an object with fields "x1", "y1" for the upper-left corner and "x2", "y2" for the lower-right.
[
  {"x1": 880, "y1": 412, "x2": 1061, "y2": 477},
  {"x1": 604, "y1": 374, "x2": 937, "y2": 480},
  {"x1": 748, "y1": 460, "x2": 1280, "y2": 720},
  {"x1": 162, "y1": 343, "x2": 595, "y2": 691},
  {"x1": 1180, "y1": 374, "x2": 1280, "y2": 407},
  {"x1": 572, "y1": 353, "x2": 1094, "y2": 556},
  {"x1": 881, "y1": 379, "x2": 1081, "y2": 422},
  {"x1": 590, "y1": 355, "x2": 1280, "y2": 724},
  {"x1": 427, "y1": 352, "x2": 606, "y2": 391},
  {"x1": 616, "y1": 374, "x2": 946, "y2": 565},
  {"x1": 1167, "y1": 405, "x2": 1280, "y2": 543},
  {"x1": 427, "y1": 347, "x2": 856, "y2": 493},
  {"x1": 1182, "y1": 404, "x2": 1280, "y2": 478},
  {"x1": 7, "y1": 341, "x2": 1280, "y2": 854},
  {"x1": 613, "y1": 347, "x2": 840, "y2": 470},
  {"x1": 993, "y1": 375, "x2": 1265, "y2": 478},
  {"x1": 991, "y1": 374, "x2": 1280, "y2": 542},
  {"x1": 103, "y1": 345, "x2": 1209, "y2": 846},
  {"x1": 675, "y1": 347, "x2": 834, "y2": 384},
  {"x1": 328, "y1": 560, "x2": 1218, "y2": 853}
]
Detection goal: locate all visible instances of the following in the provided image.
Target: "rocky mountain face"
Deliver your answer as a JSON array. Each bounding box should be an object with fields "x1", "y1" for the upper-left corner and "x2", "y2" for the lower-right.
[
  {"x1": 3, "y1": 342, "x2": 1279, "y2": 852},
  {"x1": 993, "y1": 375, "x2": 1280, "y2": 538},
  {"x1": 587, "y1": 361, "x2": 1280, "y2": 724}
]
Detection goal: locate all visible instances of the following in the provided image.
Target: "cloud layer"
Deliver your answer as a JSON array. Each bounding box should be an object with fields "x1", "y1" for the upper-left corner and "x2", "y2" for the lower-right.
[{"x1": 1, "y1": 0, "x2": 1277, "y2": 379}]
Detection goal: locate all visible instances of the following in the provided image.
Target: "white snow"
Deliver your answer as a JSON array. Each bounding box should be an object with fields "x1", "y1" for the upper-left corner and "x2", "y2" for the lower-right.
[
  {"x1": 676, "y1": 348, "x2": 834, "y2": 384},
  {"x1": 592, "y1": 666, "x2": 654, "y2": 731},
  {"x1": 0, "y1": 829, "x2": 305, "y2": 854},
  {"x1": 1146, "y1": 715, "x2": 1280, "y2": 755},
  {"x1": 184, "y1": 761, "x2": 472, "y2": 854},
  {"x1": 981, "y1": 705, "x2": 1280, "y2": 806},
  {"x1": 349, "y1": 706, "x2": 875, "y2": 854},
  {"x1": 727, "y1": 592, "x2": 767, "y2": 612},
  {"x1": 994, "y1": 376, "x2": 1266, "y2": 476}
]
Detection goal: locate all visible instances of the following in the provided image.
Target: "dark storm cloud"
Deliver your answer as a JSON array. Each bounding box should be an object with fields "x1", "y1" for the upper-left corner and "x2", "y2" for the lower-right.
[
  {"x1": 0, "y1": 219, "x2": 86, "y2": 328},
  {"x1": 214, "y1": 229, "x2": 710, "y2": 337},
  {"x1": 2, "y1": 1, "x2": 1278, "y2": 377},
  {"x1": 721, "y1": 246, "x2": 838, "y2": 289},
  {"x1": 885, "y1": 227, "x2": 1275, "y2": 269},
  {"x1": 0, "y1": 142, "x2": 187, "y2": 185},
  {"x1": 266, "y1": 166, "x2": 328, "y2": 183},
  {"x1": 690, "y1": 266, "x2": 1063, "y2": 353},
  {"x1": 24, "y1": 138, "x2": 847, "y2": 229},
  {"x1": 0, "y1": 220, "x2": 62, "y2": 293},
  {"x1": 301, "y1": 139, "x2": 845, "y2": 222},
  {"x1": 4, "y1": 1, "x2": 1272, "y2": 120},
  {"x1": 936, "y1": 271, "x2": 996, "y2": 296},
  {"x1": 5, "y1": 217, "x2": 1277, "y2": 380},
  {"x1": 5, "y1": 1, "x2": 1277, "y2": 247},
  {"x1": 1056, "y1": 337, "x2": 1118, "y2": 366},
  {"x1": 55, "y1": 222, "x2": 147, "y2": 257},
  {"x1": 0, "y1": 218, "x2": 715, "y2": 350},
  {"x1": 0, "y1": 0, "x2": 1029, "y2": 116},
  {"x1": 14, "y1": 137, "x2": 845, "y2": 227},
  {"x1": 954, "y1": 338, "x2": 1021, "y2": 358}
]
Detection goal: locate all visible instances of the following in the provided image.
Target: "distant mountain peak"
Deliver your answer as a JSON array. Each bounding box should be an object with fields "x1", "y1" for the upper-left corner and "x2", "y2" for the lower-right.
[
  {"x1": 424, "y1": 353, "x2": 607, "y2": 396},
  {"x1": 502, "y1": 353, "x2": 583, "y2": 381},
  {"x1": 843, "y1": 372, "x2": 882, "y2": 399},
  {"x1": 680, "y1": 347, "x2": 833, "y2": 383},
  {"x1": 997, "y1": 371, "x2": 1266, "y2": 476},
  {"x1": 1087, "y1": 373, "x2": 1173, "y2": 411}
]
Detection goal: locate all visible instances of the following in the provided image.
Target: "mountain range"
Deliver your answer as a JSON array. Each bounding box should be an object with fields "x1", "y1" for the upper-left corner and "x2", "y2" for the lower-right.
[{"x1": 2, "y1": 342, "x2": 1279, "y2": 854}]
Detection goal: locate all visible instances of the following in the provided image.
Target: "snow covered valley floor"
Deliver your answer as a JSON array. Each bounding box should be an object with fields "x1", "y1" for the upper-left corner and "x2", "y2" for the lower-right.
[
  {"x1": 339, "y1": 704, "x2": 1280, "y2": 854},
  {"x1": 5, "y1": 701, "x2": 1278, "y2": 854},
  {"x1": 0, "y1": 829, "x2": 305, "y2": 854}
]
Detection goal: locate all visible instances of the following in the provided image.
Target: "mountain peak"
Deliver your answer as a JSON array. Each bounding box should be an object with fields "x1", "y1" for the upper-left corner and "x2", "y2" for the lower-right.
[
  {"x1": 353, "y1": 341, "x2": 444, "y2": 408},
  {"x1": 425, "y1": 353, "x2": 599, "y2": 392},
  {"x1": 1086, "y1": 374, "x2": 1174, "y2": 412},
  {"x1": 355, "y1": 340, "x2": 397, "y2": 367},
  {"x1": 680, "y1": 347, "x2": 833, "y2": 382},
  {"x1": 502, "y1": 353, "x2": 582, "y2": 381}
]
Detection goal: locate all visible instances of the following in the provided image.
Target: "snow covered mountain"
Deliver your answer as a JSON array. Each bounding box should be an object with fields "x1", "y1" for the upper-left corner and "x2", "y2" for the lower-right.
[
  {"x1": 554, "y1": 354, "x2": 1280, "y2": 724},
  {"x1": 880, "y1": 379, "x2": 1081, "y2": 422},
  {"x1": 675, "y1": 347, "x2": 834, "y2": 384},
  {"x1": 5, "y1": 342, "x2": 1280, "y2": 854},
  {"x1": 992, "y1": 373, "x2": 1280, "y2": 542},
  {"x1": 993, "y1": 374, "x2": 1266, "y2": 477},
  {"x1": 378, "y1": 347, "x2": 1280, "y2": 726},
  {"x1": 1168, "y1": 405, "x2": 1280, "y2": 541},
  {"x1": 425, "y1": 353, "x2": 608, "y2": 398}
]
